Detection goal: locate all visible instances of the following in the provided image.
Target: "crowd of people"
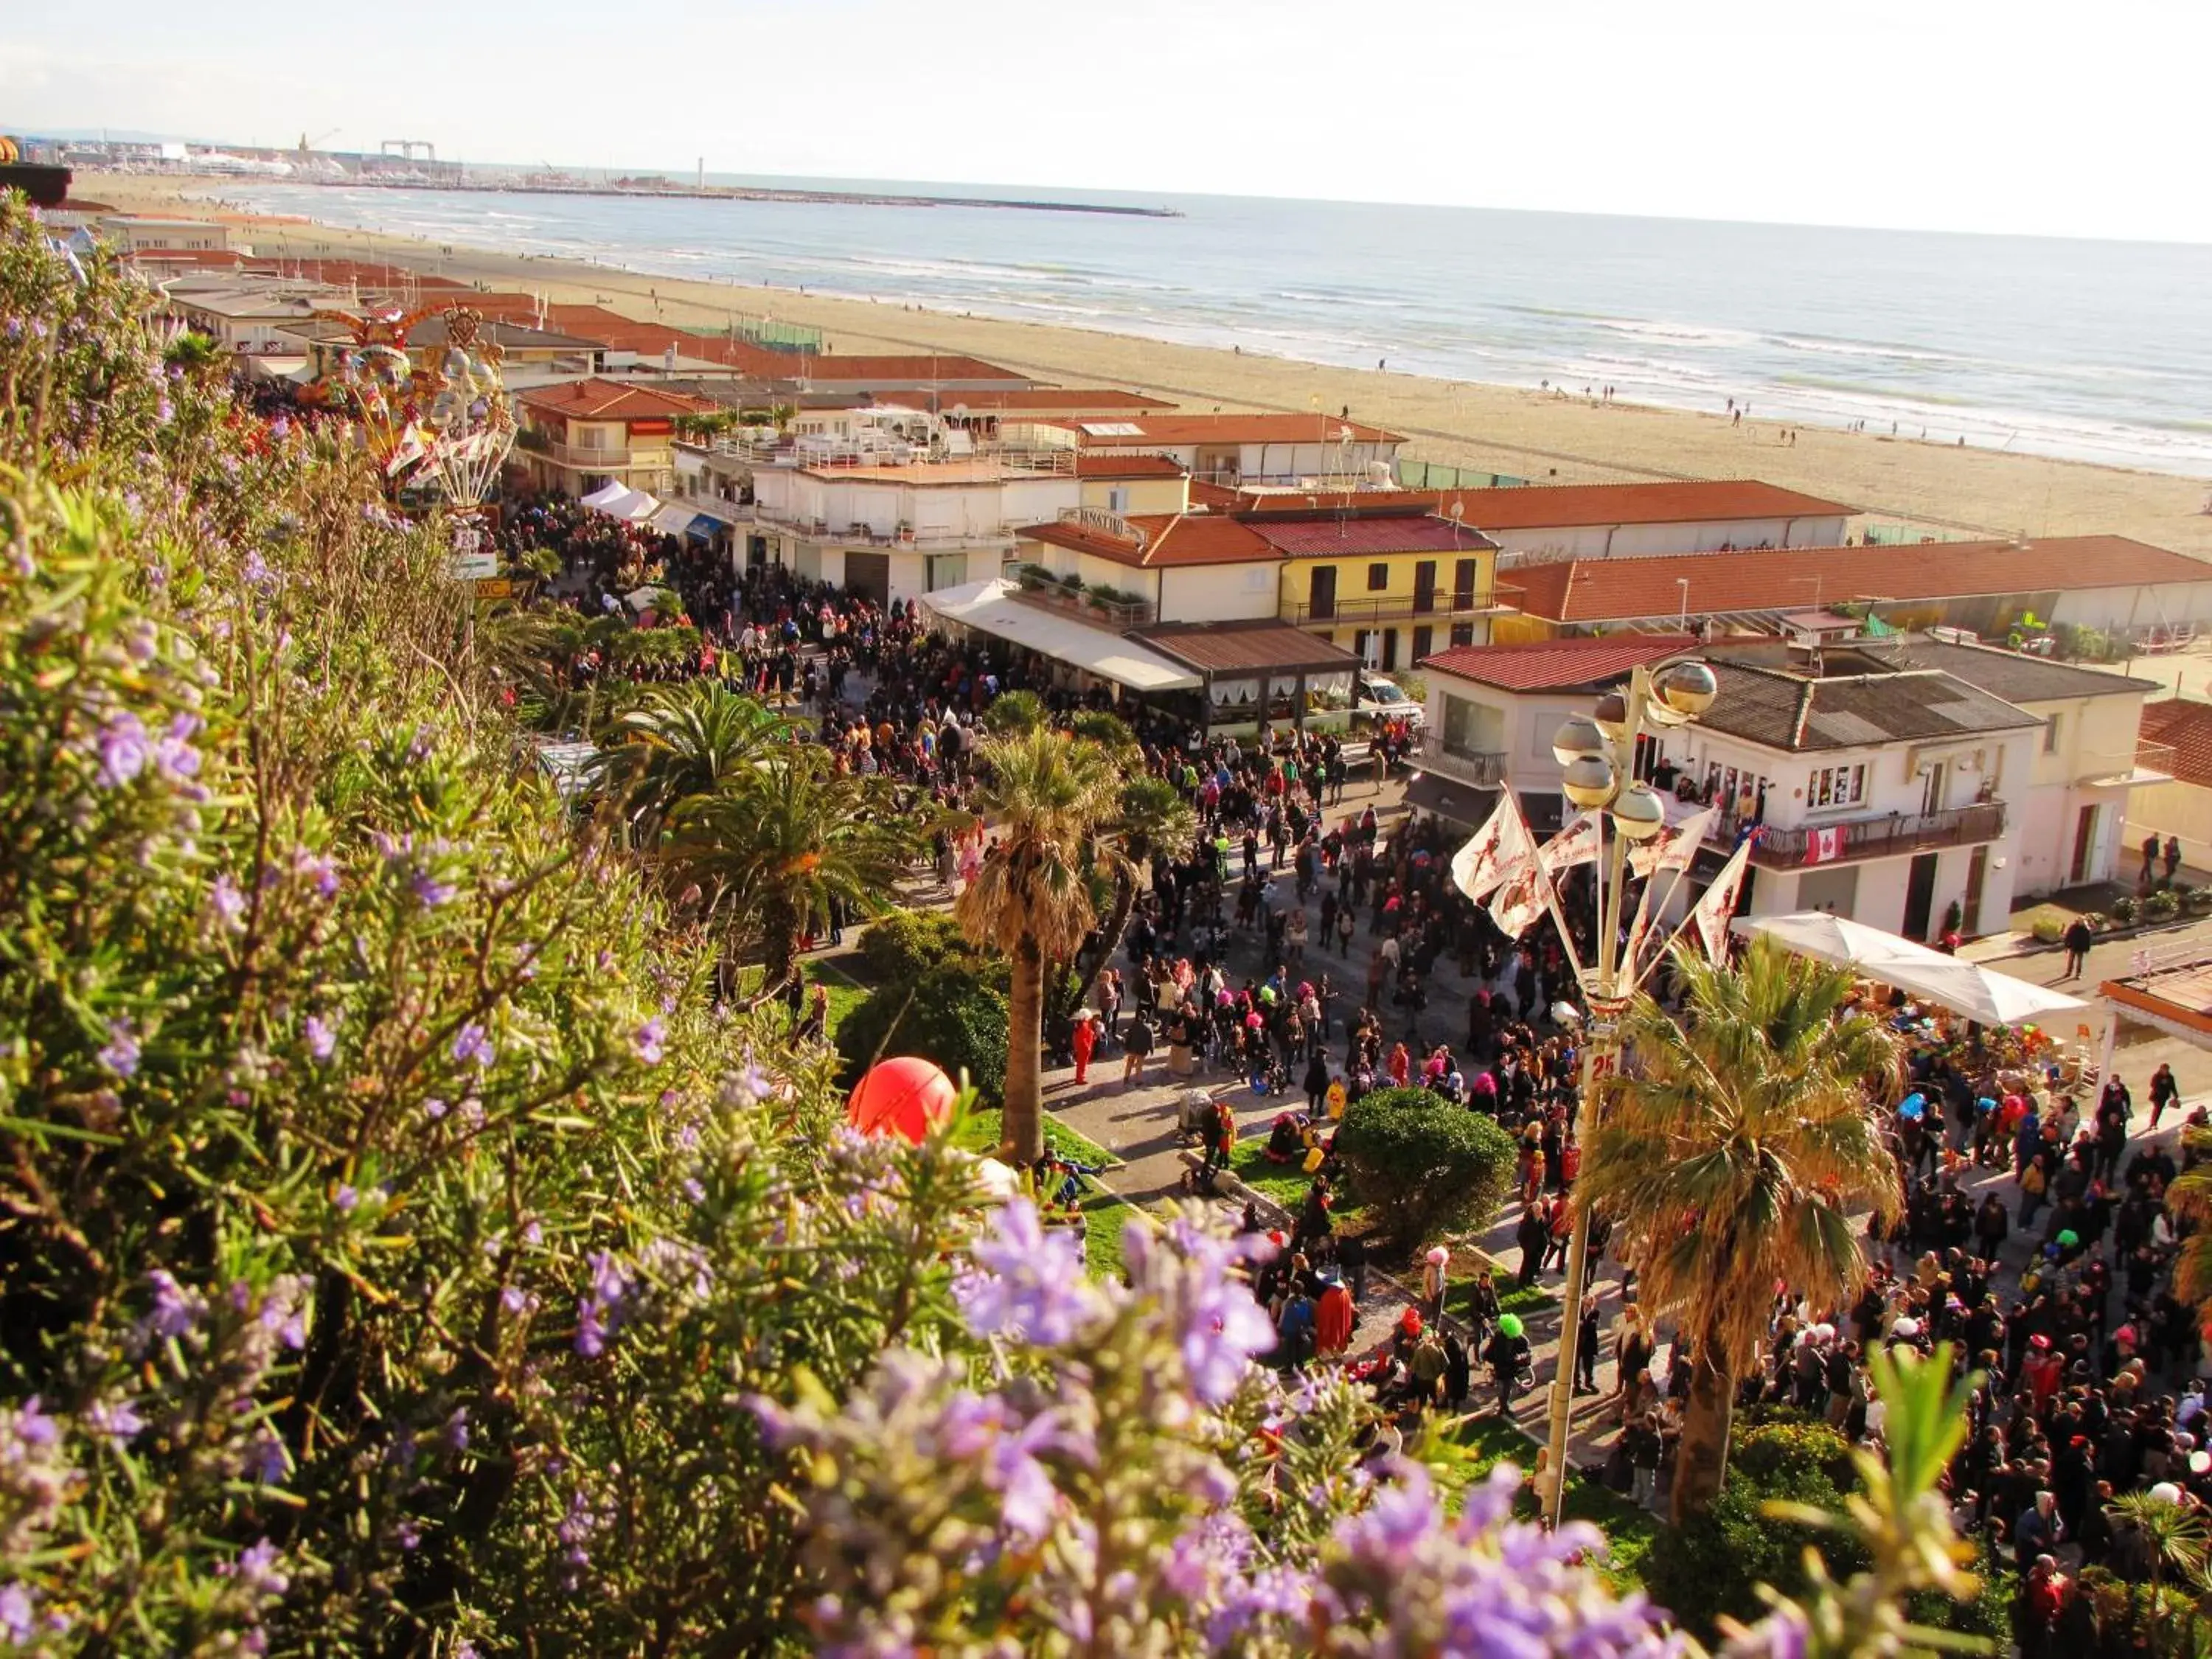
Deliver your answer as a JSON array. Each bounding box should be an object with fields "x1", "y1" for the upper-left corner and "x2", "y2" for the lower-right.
[{"x1": 504, "y1": 492, "x2": 2212, "y2": 1646}]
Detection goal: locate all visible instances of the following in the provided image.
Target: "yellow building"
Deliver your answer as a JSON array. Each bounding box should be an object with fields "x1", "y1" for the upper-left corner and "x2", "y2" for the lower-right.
[{"x1": 1243, "y1": 505, "x2": 1504, "y2": 671}]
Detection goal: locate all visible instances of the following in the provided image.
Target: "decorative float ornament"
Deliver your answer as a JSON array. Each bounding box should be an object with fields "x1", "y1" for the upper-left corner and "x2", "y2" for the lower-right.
[
  {"x1": 845, "y1": 1057, "x2": 958, "y2": 1144},
  {"x1": 421, "y1": 307, "x2": 515, "y2": 507},
  {"x1": 299, "y1": 303, "x2": 513, "y2": 504}
]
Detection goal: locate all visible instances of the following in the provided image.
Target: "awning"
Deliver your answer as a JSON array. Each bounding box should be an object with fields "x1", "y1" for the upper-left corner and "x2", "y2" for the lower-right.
[
  {"x1": 1403, "y1": 771, "x2": 1495, "y2": 826},
  {"x1": 647, "y1": 504, "x2": 717, "y2": 538},
  {"x1": 1732, "y1": 911, "x2": 2093, "y2": 1027},
  {"x1": 919, "y1": 578, "x2": 1200, "y2": 693}
]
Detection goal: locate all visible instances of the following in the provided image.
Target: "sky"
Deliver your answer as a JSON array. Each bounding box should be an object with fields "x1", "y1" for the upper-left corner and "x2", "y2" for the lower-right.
[{"x1": 4, "y1": 0, "x2": 2207, "y2": 243}]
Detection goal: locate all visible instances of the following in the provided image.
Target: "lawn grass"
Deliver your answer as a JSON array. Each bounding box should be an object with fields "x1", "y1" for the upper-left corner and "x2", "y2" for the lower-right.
[
  {"x1": 1226, "y1": 1136, "x2": 1366, "y2": 1228},
  {"x1": 1433, "y1": 1412, "x2": 1657, "y2": 1590},
  {"x1": 1496, "y1": 1279, "x2": 1552, "y2": 1316},
  {"x1": 950, "y1": 1107, "x2": 1141, "y2": 1282},
  {"x1": 808, "y1": 956, "x2": 870, "y2": 1043}
]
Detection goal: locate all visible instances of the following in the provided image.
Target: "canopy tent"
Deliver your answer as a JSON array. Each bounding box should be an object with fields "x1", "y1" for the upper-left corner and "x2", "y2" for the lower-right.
[
  {"x1": 919, "y1": 577, "x2": 1200, "y2": 694},
  {"x1": 580, "y1": 481, "x2": 660, "y2": 522},
  {"x1": 1731, "y1": 911, "x2": 2115, "y2": 1081},
  {"x1": 1731, "y1": 912, "x2": 2091, "y2": 1027},
  {"x1": 647, "y1": 503, "x2": 717, "y2": 539}
]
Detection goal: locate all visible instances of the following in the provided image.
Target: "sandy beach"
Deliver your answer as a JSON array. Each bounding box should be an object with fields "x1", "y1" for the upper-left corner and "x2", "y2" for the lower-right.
[{"x1": 86, "y1": 173, "x2": 2212, "y2": 558}]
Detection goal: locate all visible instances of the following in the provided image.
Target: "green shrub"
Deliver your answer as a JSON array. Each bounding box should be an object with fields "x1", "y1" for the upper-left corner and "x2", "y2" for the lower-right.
[
  {"x1": 2110, "y1": 895, "x2": 2142, "y2": 926},
  {"x1": 2188, "y1": 885, "x2": 2212, "y2": 917},
  {"x1": 1334, "y1": 1087, "x2": 1517, "y2": 1245},
  {"x1": 860, "y1": 909, "x2": 991, "y2": 984},
  {"x1": 2146, "y1": 888, "x2": 2182, "y2": 922},
  {"x1": 1645, "y1": 1422, "x2": 1867, "y2": 1638},
  {"x1": 2029, "y1": 915, "x2": 2065, "y2": 944},
  {"x1": 838, "y1": 961, "x2": 1011, "y2": 1105}
]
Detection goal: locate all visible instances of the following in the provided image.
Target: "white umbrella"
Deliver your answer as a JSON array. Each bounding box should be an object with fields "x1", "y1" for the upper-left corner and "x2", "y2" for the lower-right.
[{"x1": 1731, "y1": 911, "x2": 2090, "y2": 1028}]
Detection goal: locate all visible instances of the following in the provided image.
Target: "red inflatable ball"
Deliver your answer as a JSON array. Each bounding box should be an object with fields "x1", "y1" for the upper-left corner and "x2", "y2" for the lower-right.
[{"x1": 846, "y1": 1057, "x2": 958, "y2": 1144}]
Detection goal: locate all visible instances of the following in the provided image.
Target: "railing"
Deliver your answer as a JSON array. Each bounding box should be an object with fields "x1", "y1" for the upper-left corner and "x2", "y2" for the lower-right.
[
  {"x1": 1740, "y1": 801, "x2": 2007, "y2": 870},
  {"x1": 661, "y1": 490, "x2": 754, "y2": 524},
  {"x1": 1010, "y1": 581, "x2": 1155, "y2": 630},
  {"x1": 1284, "y1": 588, "x2": 1514, "y2": 627},
  {"x1": 1415, "y1": 731, "x2": 1508, "y2": 787},
  {"x1": 521, "y1": 435, "x2": 640, "y2": 469},
  {"x1": 753, "y1": 510, "x2": 1017, "y2": 552},
  {"x1": 2138, "y1": 740, "x2": 2179, "y2": 777}
]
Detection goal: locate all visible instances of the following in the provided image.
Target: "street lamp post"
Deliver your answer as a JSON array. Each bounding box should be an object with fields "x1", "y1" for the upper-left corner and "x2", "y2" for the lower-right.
[{"x1": 1537, "y1": 656, "x2": 1717, "y2": 1531}]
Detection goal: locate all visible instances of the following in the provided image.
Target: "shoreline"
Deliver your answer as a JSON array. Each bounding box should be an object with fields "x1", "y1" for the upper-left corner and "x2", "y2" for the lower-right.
[{"x1": 84, "y1": 173, "x2": 2212, "y2": 558}]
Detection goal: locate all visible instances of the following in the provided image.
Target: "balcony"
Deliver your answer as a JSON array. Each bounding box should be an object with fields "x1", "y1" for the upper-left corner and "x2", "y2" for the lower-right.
[
  {"x1": 1416, "y1": 730, "x2": 1509, "y2": 789},
  {"x1": 1741, "y1": 801, "x2": 2007, "y2": 871},
  {"x1": 1009, "y1": 576, "x2": 1156, "y2": 630},
  {"x1": 754, "y1": 511, "x2": 1018, "y2": 553},
  {"x1": 518, "y1": 429, "x2": 639, "y2": 470},
  {"x1": 1284, "y1": 587, "x2": 1516, "y2": 627}
]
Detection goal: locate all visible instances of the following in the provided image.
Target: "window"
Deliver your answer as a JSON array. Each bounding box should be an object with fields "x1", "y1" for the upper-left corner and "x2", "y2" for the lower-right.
[
  {"x1": 1808, "y1": 763, "x2": 1867, "y2": 809},
  {"x1": 1107, "y1": 486, "x2": 1128, "y2": 513},
  {"x1": 1366, "y1": 563, "x2": 1389, "y2": 591},
  {"x1": 2043, "y1": 712, "x2": 2062, "y2": 754}
]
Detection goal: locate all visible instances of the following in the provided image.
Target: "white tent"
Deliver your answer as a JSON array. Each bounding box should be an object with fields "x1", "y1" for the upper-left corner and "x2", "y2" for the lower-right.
[
  {"x1": 918, "y1": 577, "x2": 1200, "y2": 694},
  {"x1": 1732, "y1": 911, "x2": 2093, "y2": 1029},
  {"x1": 580, "y1": 481, "x2": 659, "y2": 522}
]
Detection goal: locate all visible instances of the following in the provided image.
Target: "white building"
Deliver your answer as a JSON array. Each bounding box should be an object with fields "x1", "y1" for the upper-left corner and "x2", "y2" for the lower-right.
[
  {"x1": 1014, "y1": 414, "x2": 1405, "y2": 487},
  {"x1": 1662, "y1": 644, "x2": 2044, "y2": 941},
  {"x1": 1415, "y1": 636, "x2": 1703, "y2": 833},
  {"x1": 1864, "y1": 636, "x2": 2166, "y2": 896}
]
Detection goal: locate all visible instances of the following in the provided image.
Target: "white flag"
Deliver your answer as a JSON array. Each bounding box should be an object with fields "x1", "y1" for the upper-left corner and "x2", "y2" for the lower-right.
[
  {"x1": 1541, "y1": 811, "x2": 1603, "y2": 876},
  {"x1": 1486, "y1": 851, "x2": 1556, "y2": 941},
  {"x1": 1629, "y1": 806, "x2": 1718, "y2": 880},
  {"x1": 1450, "y1": 795, "x2": 1538, "y2": 904},
  {"x1": 1688, "y1": 834, "x2": 1757, "y2": 962}
]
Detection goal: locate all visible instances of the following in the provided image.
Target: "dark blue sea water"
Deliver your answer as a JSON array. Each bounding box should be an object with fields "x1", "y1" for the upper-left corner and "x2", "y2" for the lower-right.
[{"x1": 220, "y1": 177, "x2": 2212, "y2": 478}]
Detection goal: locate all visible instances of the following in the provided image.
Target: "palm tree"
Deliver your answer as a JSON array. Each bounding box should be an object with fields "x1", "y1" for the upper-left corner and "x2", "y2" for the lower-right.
[
  {"x1": 1576, "y1": 936, "x2": 1902, "y2": 1523},
  {"x1": 2109, "y1": 1491, "x2": 2210, "y2": 1647},
  {"x1": 593, "y1": 681, "x2": 793, "y2": 846},
  {"x1": 954, "y1": 725, "x2": 1119, "y2": 1164},
  {"x1": 669, "y1": 746, "x2": 927, "y2": 996}
]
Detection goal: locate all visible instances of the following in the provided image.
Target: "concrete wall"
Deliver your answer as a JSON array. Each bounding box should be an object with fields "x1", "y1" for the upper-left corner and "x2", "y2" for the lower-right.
[
  {"x1": 2050, "y1": 585, "x2": 2212, "y2": 633},
  {"x1": 1489, "y1": 514, "x2": 1851, "y2": 563},
  {"x1": 2129, "y1": 780, "x2": 2212, "y2": 877},
  {"x1": 1081, "y1": 476, "x2": 1188, "y2": 515},
  {"x1": 1157, "y1": 562, "x2": 1282, "y2": 623}
]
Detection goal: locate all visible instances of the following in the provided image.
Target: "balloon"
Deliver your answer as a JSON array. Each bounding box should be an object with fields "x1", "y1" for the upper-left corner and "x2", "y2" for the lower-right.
[
  {"x1": 846, "y1": 1057, "x2": 958, "y2": 1144},
  {"x1": 2152, "y1": 1482, "x2": 2184, "y2": 1505},
  {"x1": 1899, "y1": 1094, "x2": 1925, "y2": 1119}
]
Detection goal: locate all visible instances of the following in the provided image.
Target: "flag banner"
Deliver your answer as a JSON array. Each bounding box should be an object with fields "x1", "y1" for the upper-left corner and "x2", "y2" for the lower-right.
[
  {"x1": 1805, "y1": 825, "x2": 1846, "y2": 865},
  {"x1": 1628, "y1": 806, "x2": 1718, "y2": 879},
  {"x1": 1689, "y1": 835, "x2": 1757, "y2": 961},
  {"x1": 1486, "y1": 850, "x2": 1555, "y2": 941},
  {"x1": 1541, "y1": 811, "x2": 1603, "y2": 875},
  {"x1": 1450, "y1": 793, "x2": 1539, "y2": 904}
]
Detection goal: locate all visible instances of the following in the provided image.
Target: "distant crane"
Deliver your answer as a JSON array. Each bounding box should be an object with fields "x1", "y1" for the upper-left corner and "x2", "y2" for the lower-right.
[{"x1": 297, "y1": 128, "x2": 341, "y2": 153}]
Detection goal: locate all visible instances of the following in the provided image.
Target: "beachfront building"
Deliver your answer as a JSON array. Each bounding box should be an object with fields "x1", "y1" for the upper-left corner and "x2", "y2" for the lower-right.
[
  {"x1": 869, "y1": 387, "x2": 1173, "y2": 433},
  {"x1": 1661, "y1": 642, "x2": 2044, "y2": 939},
  {"x1": 1493, "y1": 536, "x2": 2212, "y2": 650},
  {"x1": 1865, "y1": 636, "x2": 2166, "y2": 896},
  {"x1": 2126, "y1": 699, "x2": 2212, "y2": 880},
  {"x1": 1075, "y1": 455, "x2": 1193, "y2": 516},
  {"x1": 1012, "y1": 510, "x2": 1280, "y2": 626},
  {"x1": 751, "y1": 453, "x2": 1078, "y2": 608},
  {"x1": 1413, "y1": 635, "x2": 1701, "y2": 832},
  {"x1": 782, "y1": 354, "x2": 1032, "y2": 394},
  {"x1": 1015, "y1": 414, "x2": 1406, "y2": 488},
  {"x1": 289, "y1": 313, "x2": 605, "y2": 382},
  {"x1": 157, "y1": 279, "x2": 355, "y2": 361},
  {"x1": 88, "y1": 214, "x2": 244, "y2": 254},
  {"x1": 514, "y1": 379, "x2": 720, "y2": 498},
  {"x1": 1433, "y1": 479, "x2": 1856, "y2": 566},
  {"x1": 1243, "y1": 504, "x2": 1503, "y2": 668}
]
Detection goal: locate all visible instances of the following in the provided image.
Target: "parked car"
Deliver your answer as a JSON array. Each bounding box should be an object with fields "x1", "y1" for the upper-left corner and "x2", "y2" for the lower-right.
[{"x1": 1352, "y1": 676, "x2": 1424, "y2": 731}]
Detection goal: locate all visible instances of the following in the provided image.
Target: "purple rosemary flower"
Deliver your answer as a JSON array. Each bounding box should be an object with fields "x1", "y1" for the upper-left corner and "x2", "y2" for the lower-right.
[
  {"x1": 91, "y1": 709, "x2": 151, "y2": 789},
  {"x1": 411, "y1": 868, "x2": 455, "y2": 909},
  {"x1": 451, "y1": 1023, "x2": 493, "y2": 1068},
  {"x1": 135, "y1": 1269, "x2": 205, "y2": 1350},
  {"x1": 333, "y1": 1185, "x2": 359, "y2": 1213},
  {"x1": 98, "y1": 1016, "x2": 141, "y2": 1079},
  {"x1": 954, "y1": 1199, "x2": 1106, "y2": 1348},
  {"x1": 85, "y1": 1397, "x2": 146, "y2": 1449},
  {"x1": 220, "y1": 1537, "x2": 289, "y2": 1599},
  {"x1": 209, "y1": 872, "x2": 247, "y2": 931},
  {"x1": 293, "y1": 847, "x2": 340, "y2": 898},
  {"x1": 153, "y1": 712, "x2": 202, "y2": 783},
  {"x1": 305, "y1": 1015, "x2": 336, "y2": 1062},
  {"x1": 632, "y1": 1017, "x2": 667, "y2": 1065},
  {"x1": 424, "y1": 1096, "x2": 447, "y2": 1120}
]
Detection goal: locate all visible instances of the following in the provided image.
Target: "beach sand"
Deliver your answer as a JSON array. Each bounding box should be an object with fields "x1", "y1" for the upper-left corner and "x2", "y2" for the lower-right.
[{"x1": 87, "y1": 173, "x2": 2212, "y2": 557}]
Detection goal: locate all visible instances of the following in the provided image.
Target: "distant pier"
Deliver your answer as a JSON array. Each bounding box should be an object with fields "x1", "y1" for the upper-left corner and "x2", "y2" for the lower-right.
[{"x1": 322, "y1": 178, "x2": 1181, "y2": 218}]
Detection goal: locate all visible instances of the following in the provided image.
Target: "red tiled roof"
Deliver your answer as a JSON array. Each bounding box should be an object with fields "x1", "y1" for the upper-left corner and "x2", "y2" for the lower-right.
[
  {"x1": 1507, "y1": 537, "x2": 2212, "y2": 625},
  {"x1": 1018, "y1": 512, "x2": 1281, "y2": 570},
  {"x1": 789, "y1": 354, "x2": 1027, "y2": 385},
  {"x1": 1422, "y1": 636, "x2": 1699, "y2": 692},
  {"x1": 871, "y1": 387, "x2": 1173, "y2": 414},
  {"x1": 1434, "y1": 479, "x2": 1858, "y2": 531},
  {"x1": 2140, "y1": 699, "x2": 2212, "y2": 790},
  {"x1": 1188, "y1": 479, "x2": 1242, "y2": 510},
  {"x1": 1230, "y1": 485, "x2": 1438, "y2": 514},
  {"x1": 1072, "y1": 453, "x2": 1187, "y2": 479},
  {"x1": 1250, "y1": 513, "x2": 1498, "y2": 557},
  {"x1": 238, "y1": 257, "x2": 465, "y2": 288},
  {"x1": 1065, "y1": 413, "x2": 1405, "y2": 445},
  {"x1": 517, "y1": 378, "x2": 720, "y2": 421}
]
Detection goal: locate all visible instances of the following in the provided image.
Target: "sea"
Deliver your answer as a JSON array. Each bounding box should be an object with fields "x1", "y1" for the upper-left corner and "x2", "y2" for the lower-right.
[{"x1": 215, "y1": 177, "x2": 2212, "y2": 479}]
